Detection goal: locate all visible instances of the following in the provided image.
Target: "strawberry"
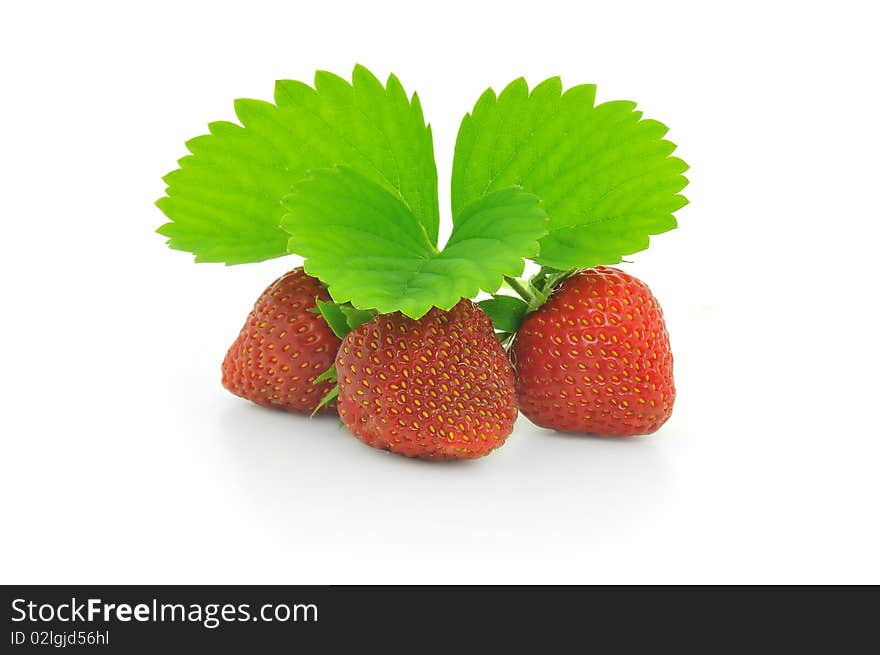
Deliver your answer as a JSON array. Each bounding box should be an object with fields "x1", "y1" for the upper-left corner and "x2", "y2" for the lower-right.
[
  {"x1": 510, "y1": 267, "x2": 674, "y2": 436},
  {"x1": 222, "y1": 268, "x2": 341, "y2": 413},
  {"x1": 335, "y1": 300, "x2": 517, "y2": 460}
]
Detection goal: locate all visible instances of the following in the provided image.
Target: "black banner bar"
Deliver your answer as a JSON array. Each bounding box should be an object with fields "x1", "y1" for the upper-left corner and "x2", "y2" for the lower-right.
[{"x1": 2, "y1": 585, "x2": 876, "y2": 651}]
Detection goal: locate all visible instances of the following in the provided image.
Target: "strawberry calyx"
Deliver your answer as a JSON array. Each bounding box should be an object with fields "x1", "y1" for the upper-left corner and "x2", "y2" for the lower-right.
[
  {"x1": 309, "y1": 300, "x2": 378, "y2": 414},
  {"x1": 312, "y1": 384, "x2": 340, "y2": 416},
  {"x1": 529, "y1": 267, "x2": 578, "y2": 300},
  {"x1": 480, "y1": 268, "x2": 577, "y2": 346},
  {"x1": 311, "y1": 300, "x2": 376, "y2": 340}
]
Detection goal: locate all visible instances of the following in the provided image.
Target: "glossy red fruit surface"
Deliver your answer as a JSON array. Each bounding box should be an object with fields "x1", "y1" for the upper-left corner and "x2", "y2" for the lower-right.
[
  {"x1": 222, "y1": 268, "x2": 341, "y2": 413},
  {"x1": 511, "y1": 267, "x2": 674, "y2": 436},
  {"x1": 336, "y1": 300, "x2": 517, "y2": 460}
]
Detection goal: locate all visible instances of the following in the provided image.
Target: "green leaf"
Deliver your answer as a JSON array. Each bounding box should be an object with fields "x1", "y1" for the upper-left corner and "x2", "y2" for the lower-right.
[
  {"x1": 157, "y1": 65, "x2": 439, "y2": 264},
  {"x1": 478, "y1": 295, "x2": 530, "y2": 333},
  {"x1": 315, "y1": 300, "x2": 351, "y2": 340},
  {"x1": 281, "y1": 167, "x2": 548, "y2": 319},
  {"x1": 452, "y1": 78, "x2": 689, "y2": 269}
]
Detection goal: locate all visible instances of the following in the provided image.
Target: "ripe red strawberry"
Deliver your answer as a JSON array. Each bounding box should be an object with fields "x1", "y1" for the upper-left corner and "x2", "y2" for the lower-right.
[
  {"x1": 511, "y1": 267, "x2": 674, "y2": 436},
  {"x1": 222, "y1": 268, "x2": 341, "y2": 413},
  {"x1": 336, "y1": 300, "x2": 517, "y2": 460}
]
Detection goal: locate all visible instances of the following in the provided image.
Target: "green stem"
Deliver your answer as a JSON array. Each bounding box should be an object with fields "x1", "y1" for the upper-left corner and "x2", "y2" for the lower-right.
[
  {"x1": 504, "y1": 275, "x2": 535, "y2": 304},
  {"x1": 538, "y1": 268, "x2": 578, "y2": 293}
]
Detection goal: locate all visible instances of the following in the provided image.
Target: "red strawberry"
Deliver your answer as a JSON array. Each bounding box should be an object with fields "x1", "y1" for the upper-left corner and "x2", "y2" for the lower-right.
[
  {"x1": 222, "y1": 268, "x2": 341, "y2": 413},
  {"x1": 336, "y1": 300, "x2": 517, "y2": 460},
  {"x1": 511, "y1": 267, "x2": 674, "y2": 436}
]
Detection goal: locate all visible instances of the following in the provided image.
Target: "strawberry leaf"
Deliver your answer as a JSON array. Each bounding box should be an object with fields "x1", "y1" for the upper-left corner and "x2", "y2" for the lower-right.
[
  {"x1": 452, "y1": 78, "x2": 689, "y2": 269},
  {"x1": 157, "y1": 65, "x2": 439, "y2": 264},
  {"x1": 281, "y1": 167, "x2": 548, "y2": 319}
]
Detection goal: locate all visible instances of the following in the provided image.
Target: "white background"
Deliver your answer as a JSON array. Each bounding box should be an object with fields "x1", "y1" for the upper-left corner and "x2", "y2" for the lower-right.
[{"x1": 2, "y1": 1, "x2": 878, "y2": 584}]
